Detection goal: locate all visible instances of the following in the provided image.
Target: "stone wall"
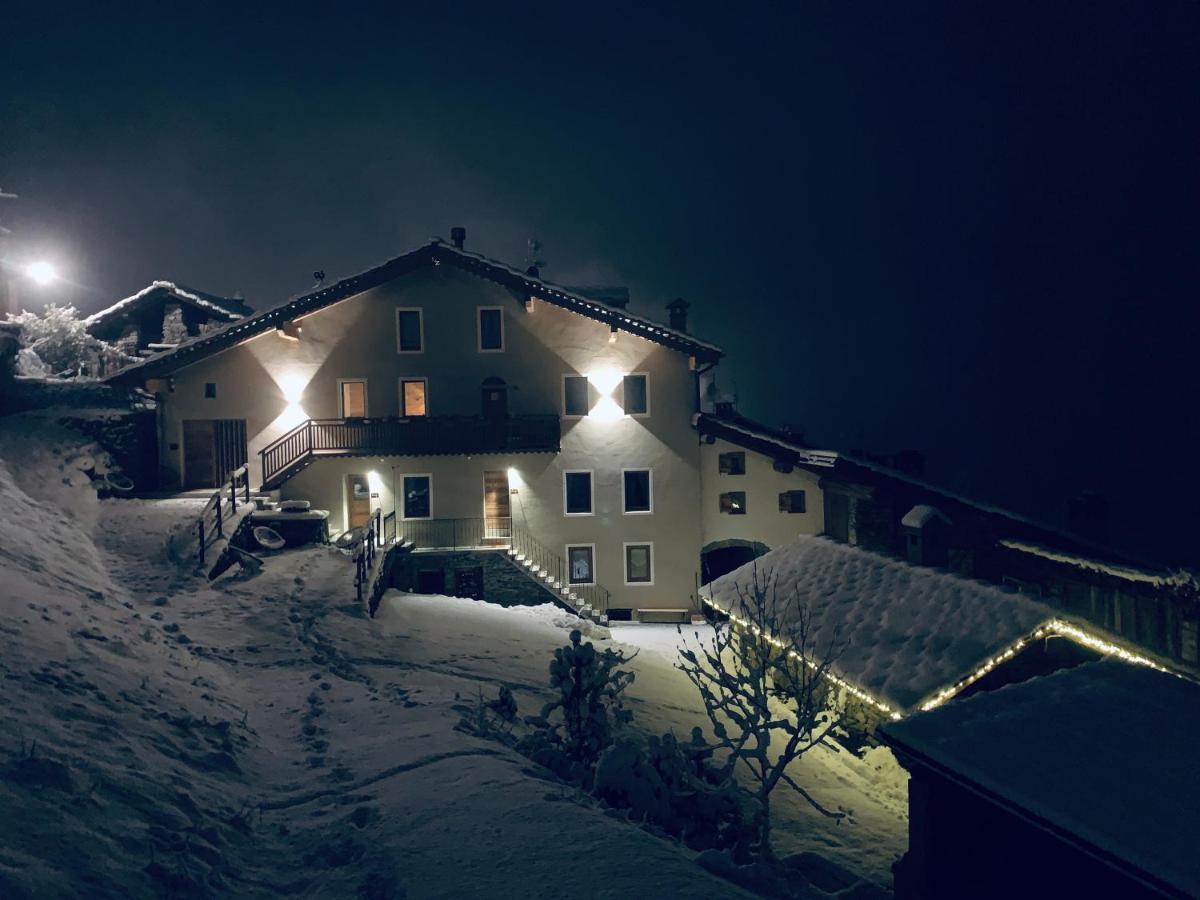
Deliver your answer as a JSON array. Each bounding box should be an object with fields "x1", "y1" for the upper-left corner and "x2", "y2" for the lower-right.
[{"x1": 389, "y1": 548, "x2": 561, "y2": 608}]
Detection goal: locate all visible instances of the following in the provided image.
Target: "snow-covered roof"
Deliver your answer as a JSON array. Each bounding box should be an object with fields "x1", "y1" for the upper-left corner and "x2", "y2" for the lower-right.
[
  {"x1": 900, "y1": 504, "x2": 950, "y2": 529},
  {"x1": 109, "y1": 239, "x2": 722, "y2": 382},
  {"x1": 85, "y1": 281, "x2": 251, "y2": 327},
  {"x1": 702, "y1": 535, "x2": 1053, "y2": 715},
  {"x1": 880, "y1": 660, "x2": 1200, "y2": 898},
  {"x1": 999, "y1": 538, "x2": 1197, "y2": 590}
]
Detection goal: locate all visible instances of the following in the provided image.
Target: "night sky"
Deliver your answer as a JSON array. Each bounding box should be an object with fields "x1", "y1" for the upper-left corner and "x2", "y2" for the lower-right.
[{"x1": 3, "y1": 3, "x2": 1197, "y2": 565}]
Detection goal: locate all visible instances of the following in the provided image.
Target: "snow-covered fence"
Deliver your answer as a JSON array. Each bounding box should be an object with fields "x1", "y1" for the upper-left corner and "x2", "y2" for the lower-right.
[{"x1": 196, "y1": 466, "x2": 252, "y2": 567}]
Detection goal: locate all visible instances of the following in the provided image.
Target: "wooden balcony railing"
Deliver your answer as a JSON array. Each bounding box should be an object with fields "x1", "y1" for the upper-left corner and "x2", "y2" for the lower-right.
[{"x1": 260, "y1": 415, "x2": 560, "y2": 487}]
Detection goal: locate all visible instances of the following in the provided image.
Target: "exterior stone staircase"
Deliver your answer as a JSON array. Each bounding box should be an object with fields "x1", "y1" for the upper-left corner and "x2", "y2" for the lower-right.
[{"x1": 505, "y1": 547, "x2": 609, "y2": 625}]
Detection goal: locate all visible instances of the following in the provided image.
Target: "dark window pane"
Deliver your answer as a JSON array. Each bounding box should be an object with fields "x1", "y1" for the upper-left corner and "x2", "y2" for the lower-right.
[
  {"x1": 403, "y1": 476, "x2": 431, "y2": 519},
  {"x1": 565, "y1": 471, "x2": 592, "y2": 514},
  {"x1": 568, "y1": 546, "x2": 594, "y2": 585},
  {"x1": 626, "y1": 544, "x2": 652, "y2": 583},
  {"x1": 622, "y1": 374, "x2": 648, "y2": 415},
  {"x1": 719, "y1": 452, "x2": 746, "y2": 475},
  {"x1": 398, "y1": 311, "x2": 423, "y2": 351},
  {"x1": 779, "y1": 490, "x2": 806, "y2": 514},
  {"x1": 623, "y1": 470, "x2": 651, "y2": 513},
  {"x1": 564, "y1": 375, "x2": 589, "y2": 416},
  {"x1": 479, "y1": 308, "x2": 503, "y2": 350},
  {"x1": 720, "y1": 491, "x2": 747, "y2": 515}
]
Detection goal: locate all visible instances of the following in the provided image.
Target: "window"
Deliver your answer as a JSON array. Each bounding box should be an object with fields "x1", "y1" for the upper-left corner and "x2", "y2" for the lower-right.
[
  {"x1": 718, "y1": 451, "x2": 746, "y2": 475},
  {"x1": 720, "y1": 491, "x2": 747, "y2": 515},
  {"x1": 477, "y1": 307, "x2": 504, "y2": 352},
  {"x1": 563, "y1": 470, "x2": 594, "y2": 515},
  {"x1": 622, "y1": 373, "x2": 649, "y2": 416},
  {"x1": 563, "y1": 375, "x2": 590, "y2": 417},
  {"x1": 779, "y1": 490, "x2": 807, "y2": 514},
  {"x1": 622, "y1": 469, "x2": 652, "y2": 514},
  {"x1": 339, "y1": 379, "x2": 367, "y2": 417},
  {"x1": 402, "y1": 475, "x2": 432, "y2": 520},
  {"x1": 567, "y1": 544, "x2": 595, "y2": 586},
  {"x1": 204, "y1": 382, "x2": 217, "y2": 399},
  {"x1": 624, "y1": 542, "x2": 653, "y2": 585},
  {"x1": 400, "y1": 378, "x2": 428, "y2": 417},
  {"x1": 396, "y1": 308, "x2": 424, "y2": 353}
]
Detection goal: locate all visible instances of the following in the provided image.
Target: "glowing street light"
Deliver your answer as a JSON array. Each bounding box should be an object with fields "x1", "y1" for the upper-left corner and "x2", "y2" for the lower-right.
[{"x1": 26, "y1": 260, "x2": 58, "y2": 286}]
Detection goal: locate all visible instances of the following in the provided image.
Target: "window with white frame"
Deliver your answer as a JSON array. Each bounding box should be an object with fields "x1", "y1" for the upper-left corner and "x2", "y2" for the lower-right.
[
  {"x1": 622, "y1": 469, "x2": 652, "y2": 514},
  {"x1": 477, "y1": 307, "x2": 504, "y2": 352},
  {"x1": 402, "y1": 474, "x2": 432, "y2": 519},
  {"x1": 396, "y1": 308, "x2": 424, "y2": 353},
  {"x1": 624, "y1": 542, "x2": 653, "y2": 585},
  {"x1": 563, "y1": 470, "x2": 594, "y2": 515},
  {"x1": 567, "y1": 544, "x2": 595, "y2": 586},
  {"x1": 622, "y1": 373, "x2": 649, "y2": 416},
  {"x1": 563, "y1": 374, "x2": 590, "y2": 417},
  {"x1": 399, "y1": 377, "x2": 428, "y2": 417},
  {"x1": 339, "y1": 379, "x2": 368, "y2": 417}
]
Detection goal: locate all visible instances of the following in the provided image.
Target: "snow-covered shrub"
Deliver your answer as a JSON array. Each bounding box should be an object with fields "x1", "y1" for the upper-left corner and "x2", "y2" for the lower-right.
[
  {"x1": 594, "y1": 729, "x2": 757, "y2": 857},
  {"x1": 10, "y1": 304, "x2": 125, "y2": 377},
  {"x1": 518, "y1": 629, "x2": 636, "y2": 780},
  {"x1": 679, "y1": 565, "x2": 848, "y2": 858},
  {"x1": 15, "y1": 347, "x2": 49, "y2": 377}
]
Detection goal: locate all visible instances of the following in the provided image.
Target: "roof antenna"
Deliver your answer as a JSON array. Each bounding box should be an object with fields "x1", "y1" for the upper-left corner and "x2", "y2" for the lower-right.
[{"x1": 312, "y1": 270, "x2": 325, "y2": 289}]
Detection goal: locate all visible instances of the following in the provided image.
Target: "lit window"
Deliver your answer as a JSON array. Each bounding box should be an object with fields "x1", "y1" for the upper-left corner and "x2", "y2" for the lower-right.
[
  {"x1": 622, "y1": 469, "x2": 652, "y2": 514},
  {"x1": 720, "y1": 491, "x2": 747, "y2": 515},
  {"x1": 396, "y1": 309, "x2": 424, "y2": 353},
  {"x1": 400, "y1": 378, "x2": 427, "y2": 417},
  {"x1": 340, "y1": 379, "x2": 367, "y2": 418},
  {"x1": 719, "y1": 451, "x2": 746, "y2": 475},
  {"x1": 402, "y1": 475, "x2": 432, "y2": 520},
  {"x1": 622, "y1": 374, "x2": 649, "y2": 416},
  {"x1": 564, "y1": 470, "x2": 593, "y2": 515},
  {"x1": 624, "y1": 543, "x2": 653, "y2": 585},
  {"x1": 564, "y1": 375, "x2": 590, "y2": 417},
  {"x1": 779, "y1": 490, "x2": 806, "y2": 514},
  {"x1": 478, "y1": 307, "x2": 504, "y2": 352},
  {"x1": 567, "y1": 545, "x2": 595, "y2": 585}
]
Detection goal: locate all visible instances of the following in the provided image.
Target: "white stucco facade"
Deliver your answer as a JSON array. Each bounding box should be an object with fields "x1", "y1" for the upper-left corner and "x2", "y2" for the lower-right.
[{"x1": 152, "y1": 264, "x2": 706, "y2": 613}]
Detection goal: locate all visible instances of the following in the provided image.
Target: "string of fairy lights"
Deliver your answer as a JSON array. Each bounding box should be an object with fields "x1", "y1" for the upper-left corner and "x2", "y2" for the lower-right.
[{"x1": 699, "y1": 595, "x2": 1173, "y2": 721}]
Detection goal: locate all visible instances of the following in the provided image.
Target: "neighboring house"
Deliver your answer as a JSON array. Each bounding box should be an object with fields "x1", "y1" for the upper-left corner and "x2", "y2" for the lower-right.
[
  {"x1": 109, "y1": 233, "x2": 722, "y2": 621},
  {"x1": 699, "y1": 534, "x2": 1173, "y2": 737},
  {"x1": 694, "y1": 407, "x2": 1200, "y2": 674},
  {"x1": 879, "y1": 660, "x2": 1200, "y2": 899},
  {"x1": 86, "y1": 281, "x2": 252, "y2": 355}
]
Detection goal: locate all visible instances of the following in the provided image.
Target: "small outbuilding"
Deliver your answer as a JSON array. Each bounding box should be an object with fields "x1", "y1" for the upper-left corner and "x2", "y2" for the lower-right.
[
  {"x1": 86, "y1": 281, "x2": 251, "y2": 354},
  {"x1": 879, "y1": 660, "x2": 1200, "y2": 899}
]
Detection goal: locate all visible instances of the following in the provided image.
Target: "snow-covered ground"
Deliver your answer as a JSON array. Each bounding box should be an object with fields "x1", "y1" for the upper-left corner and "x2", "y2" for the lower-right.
[{"x1": 0, "y1": 414, "x2": 906, "y2": 897}]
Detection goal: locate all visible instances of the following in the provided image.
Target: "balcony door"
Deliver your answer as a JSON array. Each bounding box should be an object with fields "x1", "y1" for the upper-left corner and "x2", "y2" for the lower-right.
[
  {"x1": 483, "y1": 469, "x2": 511, "y2": 540},
  {"x1": 481, "y1": 377, "x2": 507, "y2": 421}
]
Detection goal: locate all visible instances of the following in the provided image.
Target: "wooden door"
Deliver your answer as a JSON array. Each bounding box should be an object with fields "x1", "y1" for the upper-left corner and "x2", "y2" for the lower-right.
[
  {"x1": 483, "y1": 470, "x2": 511, "y2": 539},
  {"x1": 183, "y1": 420, "x2": 216, "y2": 489},
  {"x1": 481, "y1": 378, "x2": 507, "y2": 421},
  {"x1": 345, "y1": 473, "x2": 371, "y2": 529}
]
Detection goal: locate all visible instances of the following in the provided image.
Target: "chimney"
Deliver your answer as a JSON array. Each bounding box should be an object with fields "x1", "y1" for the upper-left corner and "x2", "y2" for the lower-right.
[
  {"x1": 666, "y1": 297, "x2": 690, "y2": 332},
  {"x1": 450, "y1": 226, "x2": 466, "y2": 250}
]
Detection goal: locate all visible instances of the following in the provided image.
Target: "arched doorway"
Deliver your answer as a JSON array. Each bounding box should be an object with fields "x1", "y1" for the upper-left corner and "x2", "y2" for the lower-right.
[
  {"x1": 700, "y1": 539, "x2": 770, "y2": 586},
  {"x1": 481, "y1": 377, "x2": 508, "y2": 420}
]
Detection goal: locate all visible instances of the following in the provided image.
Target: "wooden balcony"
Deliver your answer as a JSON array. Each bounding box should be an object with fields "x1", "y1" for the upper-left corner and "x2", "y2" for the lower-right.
[{"x1": 260, "y1": 415, "x2": 560, "y2": 488}]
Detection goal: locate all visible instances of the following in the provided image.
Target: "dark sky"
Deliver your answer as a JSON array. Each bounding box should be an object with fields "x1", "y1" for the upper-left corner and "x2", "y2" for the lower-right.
[{"x1": 3, "y1": 3, "x2": 1198, "y2": 565}]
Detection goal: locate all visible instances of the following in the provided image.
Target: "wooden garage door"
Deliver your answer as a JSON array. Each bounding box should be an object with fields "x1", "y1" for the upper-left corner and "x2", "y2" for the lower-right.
[{"x1": 183, "y1": 419, "x2": 247, "y2": 489}]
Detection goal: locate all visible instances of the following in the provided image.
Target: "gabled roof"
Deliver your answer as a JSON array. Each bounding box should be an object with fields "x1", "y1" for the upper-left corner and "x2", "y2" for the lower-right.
[
  {"x1": 108, "y1": 240, "x2": 722, "y2": 382},
  {"x1": 86, "y1": 281, "x2": 252, "y2": 328}
]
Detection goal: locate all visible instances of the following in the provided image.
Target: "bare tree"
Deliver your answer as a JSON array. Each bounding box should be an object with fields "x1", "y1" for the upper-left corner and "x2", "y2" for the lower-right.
[{"x1": 677, "y1": 564, "x2": 847, "y2": 859}]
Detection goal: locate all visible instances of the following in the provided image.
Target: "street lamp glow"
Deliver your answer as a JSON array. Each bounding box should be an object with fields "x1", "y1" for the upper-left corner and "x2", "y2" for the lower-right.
[{"x1": 26, "y1": 261, "x2": 58, "y2": 286}]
